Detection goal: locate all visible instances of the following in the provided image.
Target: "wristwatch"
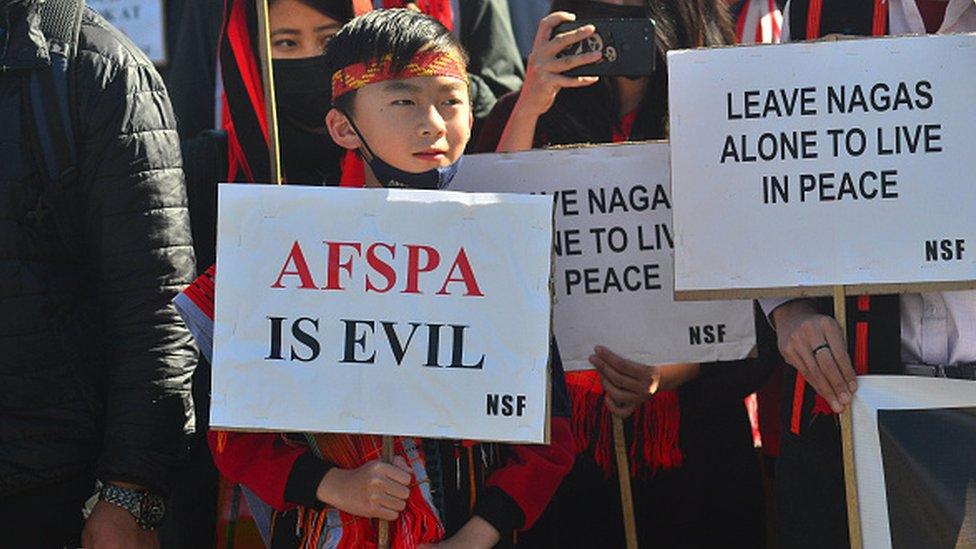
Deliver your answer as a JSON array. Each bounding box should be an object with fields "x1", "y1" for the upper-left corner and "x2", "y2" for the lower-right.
[{"x1": 97, "y1": 481, "x2": 166, "y2": 530}]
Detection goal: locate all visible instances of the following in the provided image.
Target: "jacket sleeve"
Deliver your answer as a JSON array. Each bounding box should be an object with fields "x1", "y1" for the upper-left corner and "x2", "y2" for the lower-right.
[
  {"x1": 461, "y1": 0, "x2": 525, "y2": 122},
  {"x1": 473, "y1": 339, "x2": 575, "y2": 535},
  {"x1": 679, "y1": 303, "x2": 776, "y2": 409},
  {"x1": 208, "y1": 431, "x2": 334, "y2": 512},
  {"x1": 75, "y1": 18, "x2": 198, "y2": 495}
]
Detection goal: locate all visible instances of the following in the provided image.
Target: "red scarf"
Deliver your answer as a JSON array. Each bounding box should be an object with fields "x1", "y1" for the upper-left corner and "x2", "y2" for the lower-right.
[
  {"x1": 382, "y1": 0, "x2": 453, "y2": 30},
  {"x1": 288, "y1": 435, "x2": 444, "y2": 548}
]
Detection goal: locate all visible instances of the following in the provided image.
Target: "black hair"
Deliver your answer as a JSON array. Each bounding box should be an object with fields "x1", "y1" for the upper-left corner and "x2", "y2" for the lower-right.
[
  {"x1": 323, "y1": 8, "x2": 467, "y2": 114},
  {"x1": 270, "y1": 0, "x2": 355, "y2": 23},
  {"x1": 541, "y1": 0, "x2": 735, "y2": 143}
]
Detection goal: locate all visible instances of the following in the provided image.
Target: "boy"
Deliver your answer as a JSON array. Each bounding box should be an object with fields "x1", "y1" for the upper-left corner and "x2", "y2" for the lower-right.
[{"x1": 209, "y1": 10, "x2": 574, "y2": 548}]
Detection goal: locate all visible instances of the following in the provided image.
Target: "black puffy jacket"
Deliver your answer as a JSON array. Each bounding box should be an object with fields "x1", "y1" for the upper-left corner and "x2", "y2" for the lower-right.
[{"x1": 0, "y1": 1, "x2": 197, "y2": 496}]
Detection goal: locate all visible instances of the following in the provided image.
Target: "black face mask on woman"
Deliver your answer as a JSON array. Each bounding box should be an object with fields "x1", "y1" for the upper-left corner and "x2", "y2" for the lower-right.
[{"x1": 273, "y1": 55, "x2": 343, "y2": 183}]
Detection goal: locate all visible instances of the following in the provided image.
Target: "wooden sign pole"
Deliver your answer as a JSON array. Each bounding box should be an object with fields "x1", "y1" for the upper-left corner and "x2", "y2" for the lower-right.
[
  {"x1": 612, "y1": 415, "x2": 639, "y2": 549},
  {"x1": 378, "y1": 436, "x2": 394, "y2": 549},
  {"x1": 833, "y1": 286, "x2": 862, "y2": 549},
  {"x1": 255, "y1": 0, "x2": 283, "y2": 185}
]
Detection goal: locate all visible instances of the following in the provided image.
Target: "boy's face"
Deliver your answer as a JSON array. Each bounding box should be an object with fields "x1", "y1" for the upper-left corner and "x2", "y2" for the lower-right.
[{"x1": 329, "y1": 75, "x2": 473, "y2": 175}]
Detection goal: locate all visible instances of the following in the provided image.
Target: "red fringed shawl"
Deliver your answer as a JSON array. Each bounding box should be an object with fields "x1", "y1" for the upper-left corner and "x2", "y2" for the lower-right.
[
  {"x1": 285, "y1": 435, "x2": 444, "y2": 548},
  {"x1": 566, "y1": 370, "x2": 682, "y2": 477}
]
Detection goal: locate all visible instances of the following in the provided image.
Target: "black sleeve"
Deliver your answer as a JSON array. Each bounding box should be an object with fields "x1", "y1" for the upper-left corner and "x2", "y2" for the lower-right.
[
  {"x1": 679, "y1": 303, "x2": 775, "y2": 409},
  {"x1": 165, "y1": 0, "x2": 223, "y2": 139},
  {"x1": 77, "y1": 25, "x2": 198, "y2": 495},
  {"x1": 180, "y1": 129, "x2": 227, "y2": 271},
  {"x1": 460, "y1": 0, "x2": 525, "y2": 125},
  {"x1": 283, "y1": 453, "x2": 333, "y2": 509}
]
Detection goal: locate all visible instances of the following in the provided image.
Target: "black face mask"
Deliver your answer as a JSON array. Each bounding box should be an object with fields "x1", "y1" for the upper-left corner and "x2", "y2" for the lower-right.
[
  {"x1": 562, "y1": 0, "x2": 648, "y2": 20},
  {"x1": 273, "y1": 55, "x2": 343, "y2": 183}
]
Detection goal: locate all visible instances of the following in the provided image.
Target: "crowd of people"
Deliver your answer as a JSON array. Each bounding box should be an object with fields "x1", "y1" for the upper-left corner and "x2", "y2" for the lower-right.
[{"x1": 2, "y1": 0, "x2": 974, "y2": 548}]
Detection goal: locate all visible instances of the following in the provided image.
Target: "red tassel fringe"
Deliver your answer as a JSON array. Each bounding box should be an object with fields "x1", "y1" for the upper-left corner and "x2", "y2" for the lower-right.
[
  {"x1": 295, "y1": 436, "x2": 444, "y2": 548},
  {"x1": 567, "y1": 371, "x2": 682, "y2": 477}
]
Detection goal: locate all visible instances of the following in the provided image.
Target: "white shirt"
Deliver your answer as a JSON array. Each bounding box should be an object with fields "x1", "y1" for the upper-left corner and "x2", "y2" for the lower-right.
[{"x1": 765, "y1": 0, "x2": 976, "y2": 366}]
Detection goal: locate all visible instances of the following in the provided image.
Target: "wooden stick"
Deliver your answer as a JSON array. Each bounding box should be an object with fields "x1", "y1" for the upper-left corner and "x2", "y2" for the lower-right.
[
  {"x1": 255, "y1": 0, "x2": 283, "y2": 185},
  {"x1": 378, "y1": 435, "x2": 394, "y2": 549},
  {"x1": 833, "y1": 286, "x2": 862, "y2": 549},
  {"x1": 612, "y1": 415, "x2": 639, "y2": 549}
]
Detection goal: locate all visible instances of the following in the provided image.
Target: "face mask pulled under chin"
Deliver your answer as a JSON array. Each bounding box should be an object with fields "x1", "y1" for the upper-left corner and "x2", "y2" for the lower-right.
[{"x1": 338, "y1": 108, "x2": 462, "y2": 190}]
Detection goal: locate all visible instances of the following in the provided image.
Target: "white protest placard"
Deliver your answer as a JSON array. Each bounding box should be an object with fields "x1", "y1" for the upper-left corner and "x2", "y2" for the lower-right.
[
  {"x1": 211, "y1": 185, "x2": 554, "y2": 443},
  {"x1": 668, "y1": 34, "x2": 976, "y2": 298},
  {"x1": 89, "y1": 0, "x2": 167, "y2": 65},
  {"x1": 450, "y1": 143, "x2": 755, "y2": 370},
  {"x1": 851, "y1": 376, "x2": 976, "y2": 549}
]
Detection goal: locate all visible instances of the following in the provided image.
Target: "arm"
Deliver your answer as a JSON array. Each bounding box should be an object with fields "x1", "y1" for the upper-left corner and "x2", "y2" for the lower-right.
[
  {"x1": 77, "y1": 31, "x2": 197, "y2": 498},
  {"x1": 459, "y1": 0, "x2": 525, "y2": 122},
  {"x1": 589, "y1": 346, "x2": 700, "y2": 418},
  {"x1": 495, "y1": 12, "x2": 601, "y2": 152},
  {"x1": 430, "y1": 339, "x2": 575, "y2": 548},
  {"x1": 208, "y1": 431, "x2": 413, "y2": 519}
]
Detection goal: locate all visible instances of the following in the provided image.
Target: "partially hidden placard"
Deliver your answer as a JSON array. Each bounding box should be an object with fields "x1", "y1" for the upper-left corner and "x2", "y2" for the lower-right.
[
  {"x1": 211, "y1": 185, "x2": 553, "y2": 444},
  {"x1": 451, "y1": 143, "x2": 756, "y2": 370},
  {"x1": 89, "y1": 0, "x2": 167, "y2": 65},
  {"x1": 668, "y1": 34, "x2": 976, "y2": 298}
]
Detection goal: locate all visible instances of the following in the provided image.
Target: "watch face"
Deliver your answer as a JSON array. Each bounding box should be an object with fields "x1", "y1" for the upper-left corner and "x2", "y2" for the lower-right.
[{"x1": 139, "y1": 494, "x2": 166, "y2": 528}]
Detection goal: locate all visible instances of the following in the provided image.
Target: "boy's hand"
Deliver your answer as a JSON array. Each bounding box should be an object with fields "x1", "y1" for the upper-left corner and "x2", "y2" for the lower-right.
[
  {"x1": 316, "y1": 457, "x2": 413, "y2": 521},
  {"x1": 419, "y1": 516, "x2": 500, "y2": 549},
  {"x1": 772, "y1": 299, "x2": 858, "y2": 413},
  {"x1": 516, "y1": 12, "x2": 601, "y2": 117}
]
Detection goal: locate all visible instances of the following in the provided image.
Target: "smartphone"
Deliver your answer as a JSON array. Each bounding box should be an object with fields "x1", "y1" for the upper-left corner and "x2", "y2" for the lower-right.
[{"x1": 553, "y1": 19, "x2": 656, "y2": 77}]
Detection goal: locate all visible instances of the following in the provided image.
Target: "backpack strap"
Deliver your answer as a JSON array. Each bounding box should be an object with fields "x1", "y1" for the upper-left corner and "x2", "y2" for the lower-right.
[{"x1": 22, "y1": 0, "x2": 85, "y2": 260}]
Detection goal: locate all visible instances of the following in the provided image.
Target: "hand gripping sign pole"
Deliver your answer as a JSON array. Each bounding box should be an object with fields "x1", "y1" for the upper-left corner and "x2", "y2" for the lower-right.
[{"x1": 255, "y1": 2, "x2": 393, "y2": 546}]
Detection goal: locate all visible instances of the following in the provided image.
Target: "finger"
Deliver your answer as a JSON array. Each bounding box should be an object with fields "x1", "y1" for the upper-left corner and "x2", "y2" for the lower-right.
[
  {"x1": 533, "y1": 11, "x2": 576, "y2": 49},
  {"x1": 812, "y1": 344, "x2": 852, "y2": 410},
  {"x1": 598, "y1": 372, "x2": 641, "y2": 407},
  {"x1": 592, "y1": 355, "x2": 645, "y2": 395},
  {"x1": 372, "y1": 505, "x2": 399, "y2": 521},
  {"x1": 823, "y1": 323, "x2": 857, "y2": 393},
  {"x1": 544, "y1": 50, "x2": 603, "y2": 75},
  {"x1": 604, "y1": 394, "x2": 636, "y2": 419},
  {"x1": 377, "y1": 491, "x2": 409, "y2": 512},
  {"x1": 381, "y1": 463, "x2": 412, "y2": 486},
  {"x1": 392, "y1": 455, "x2": 412, "y2": 474},
  {"x1": 542, "y1": 24, "x2": 597, "y2": 58},
  {"x1": 594, "y1": 346, "x2": 644, "y2": 380},
  {"x1": 382, "y1": 478, "x2": 412, "y2": 500},
  {"x1": 551, "y1": 75, "x2": 600, "y2": 89},
  {"x1": 794, "y1": 343, "x2": 841, "y2": 411}
]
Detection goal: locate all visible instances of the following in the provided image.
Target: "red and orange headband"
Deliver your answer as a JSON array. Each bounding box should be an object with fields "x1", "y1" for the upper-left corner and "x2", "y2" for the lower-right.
[{"x1": 331, "y1": 49, "x2": 468, "y2": 99}]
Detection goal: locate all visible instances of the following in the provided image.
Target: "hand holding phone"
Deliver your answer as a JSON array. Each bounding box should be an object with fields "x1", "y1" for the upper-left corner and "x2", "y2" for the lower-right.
[
  {"x1": 516, "y1": 12, "x2": 604, "y2": 117},
  {"x1": 553, "y1": 18, "x2": 656, "y2": 77}
]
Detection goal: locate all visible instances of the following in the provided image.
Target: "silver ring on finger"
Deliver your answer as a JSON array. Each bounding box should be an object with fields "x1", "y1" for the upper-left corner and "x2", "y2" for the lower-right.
[{"x1": 812, "y1": 342, "x2": 831, "y2": 354}]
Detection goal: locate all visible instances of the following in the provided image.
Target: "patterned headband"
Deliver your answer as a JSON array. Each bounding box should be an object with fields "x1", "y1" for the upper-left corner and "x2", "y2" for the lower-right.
[{"x1": 331, "y1": 50, "x2": 468, "y2": 99}]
